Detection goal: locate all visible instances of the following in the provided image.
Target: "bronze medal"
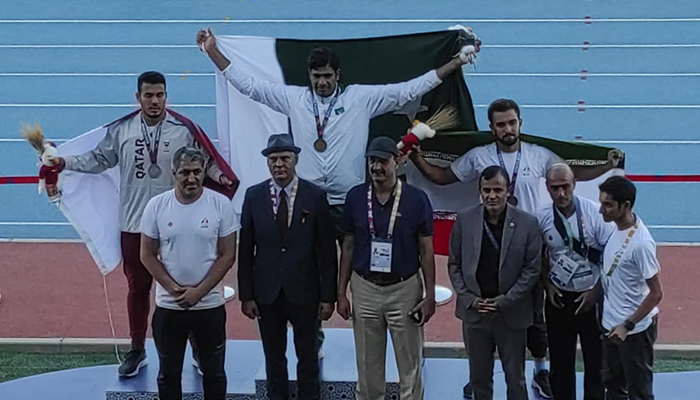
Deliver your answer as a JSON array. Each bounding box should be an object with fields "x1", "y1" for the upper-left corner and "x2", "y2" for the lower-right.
[
  {"x1": 314, "y1": 138, "x2": 327, "y2": 152},
  {"x1": 507, "y1": 195, "x2": 518, "y2": 206}
]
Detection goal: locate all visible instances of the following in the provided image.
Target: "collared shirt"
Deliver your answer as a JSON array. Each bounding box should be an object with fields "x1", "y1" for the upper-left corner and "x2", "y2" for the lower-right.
[
  {"x1": 64, "y1": 111, "x2": 223, "y2": 232},
  {"x1": 477, "y1": 211, "x2": 504, "y2": 299},
  {"x1": 537, "y1": 196, "x2": 615, "y2": 292},
  {"x1": 222, "y1": 64, "x2": 443, "y2": 205},
  {"x1": 272, "y1": 175, "x2": 298, "y2": 200},
  {"x1": 340, "y1": 181, "x2": 434, "y2": 279},
  {"x1": 450, "y1": 142, "x2": 562, "y2": 214}
]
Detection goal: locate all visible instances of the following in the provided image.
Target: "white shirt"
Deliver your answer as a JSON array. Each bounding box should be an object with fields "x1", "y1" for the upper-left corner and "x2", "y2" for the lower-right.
[
  {"x1": 140, "y1": 188, "x2": 241, "y2": 310},
  {"x1": 451, "y1": 142, "x2": 562, "y2": 214},
  {"x1": 601, "y1": 216, "x2": 660, "y2": 334},
  {"x1": 537, "y1": 197, "x2": 616, "y2": 292},
  {"x1": 222, "y1": 64, "x2": 442, "y2": 205}
]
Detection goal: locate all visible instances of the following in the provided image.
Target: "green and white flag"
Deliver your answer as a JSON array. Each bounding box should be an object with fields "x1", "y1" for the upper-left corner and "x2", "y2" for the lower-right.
[{"x1": 213, "y1": 30, "x2": 623, "y2": 217}]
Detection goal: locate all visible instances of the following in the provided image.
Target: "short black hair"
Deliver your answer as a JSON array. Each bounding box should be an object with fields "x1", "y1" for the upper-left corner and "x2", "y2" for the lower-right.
[
  {"x1": 599, "y1": 175, "x2": 636, "y2": 208},
  {"x1": 479, "y1": 165, "x2": 511, "y2": 189},
  {"x1": 487, "y1": 98, "x2": 520, "y2": 123},
  {"x1": 137, "y1": 71, "x2": 167, "y2": 92},
  {"x1": 307, "y1": 47, "x2": 340, "y2": 71}
]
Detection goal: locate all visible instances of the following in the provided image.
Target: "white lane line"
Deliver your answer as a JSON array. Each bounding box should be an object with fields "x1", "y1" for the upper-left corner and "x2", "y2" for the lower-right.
[
  {"x1": 0, "y1": 18, "x2": 700, "y2": 23},
  {"x1": 2, "y1": 103, "x2": 700, "y2": 109},
  {"x1": 2, "y1": 72, "x2": 700, "y2": 77},
  {"x1": 1, "y1": 44, "x2": 699, "y2": 49}
]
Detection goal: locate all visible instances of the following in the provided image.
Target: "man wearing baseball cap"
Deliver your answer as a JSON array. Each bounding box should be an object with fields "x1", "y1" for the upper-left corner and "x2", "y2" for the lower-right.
[{"x1": 337, "y1": 137, "x2": 436, "y2": 400}]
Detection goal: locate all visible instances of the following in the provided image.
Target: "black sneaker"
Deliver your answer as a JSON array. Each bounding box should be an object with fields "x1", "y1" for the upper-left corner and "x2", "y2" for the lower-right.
[
  {"x1": 531, "y1": 369, "x2": 553, "y2": 399},
  {"x1": 118, "y1": 348, "x2": 147, "y2": 378},
  {"x1": 462, "y1": 381, "x2": 473, "y2": 399}
]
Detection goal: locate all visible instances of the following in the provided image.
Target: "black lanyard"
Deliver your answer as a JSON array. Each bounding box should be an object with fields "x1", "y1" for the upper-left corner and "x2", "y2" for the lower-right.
[
  {"x1": 483, "y1": 220, "x2": 501, "y2": 252},
  {"x1": 552, "y1": 196, "x2": 588, "y2": 258}
]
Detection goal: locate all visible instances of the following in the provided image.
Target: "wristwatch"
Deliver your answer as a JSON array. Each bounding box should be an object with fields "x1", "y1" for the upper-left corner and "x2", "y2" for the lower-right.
[{"x1": 623, "y1": 319, "x2": 636, "y2": 331}]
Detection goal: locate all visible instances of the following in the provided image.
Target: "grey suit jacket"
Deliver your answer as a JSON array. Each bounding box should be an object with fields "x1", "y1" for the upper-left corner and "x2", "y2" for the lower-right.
[{"x1": 448, "y1": 204, "x2": 542, "y2": 330}]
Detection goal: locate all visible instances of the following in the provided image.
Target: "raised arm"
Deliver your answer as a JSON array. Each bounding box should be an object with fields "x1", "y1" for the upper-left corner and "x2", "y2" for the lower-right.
[
  {"x1": 409, "y1": 145, "x2": 460, "y2": 185},
  {"x1": 196, "y1": 28, "x2": 292, "y2": 115},
  {"x1": 53, "y1": 126, "x2": 120, "y2": 174}
]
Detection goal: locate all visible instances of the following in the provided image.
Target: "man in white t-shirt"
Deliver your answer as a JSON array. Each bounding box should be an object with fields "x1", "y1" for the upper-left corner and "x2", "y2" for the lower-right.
[
  {"x1": 410, "y1": 98, "x2": 622, "y2": 399},
  {"x1": 537, "y1": 164, "x2": 615, "y2": 400},
  {"x1": 598, "y1": 176, "x2": 663, "y2": 400},
  {"x1": 140, "y1": 147, "x2": 240, "y2": 400}
]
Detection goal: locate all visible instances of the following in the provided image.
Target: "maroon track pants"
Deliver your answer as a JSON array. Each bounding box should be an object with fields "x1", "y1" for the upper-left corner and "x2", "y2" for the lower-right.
[
  {"x1": 120, "y1": 232, "x2": 153, "y2": 349},
  {"x1": 120, "y1": 232, "x2": 199, "y2": 351}
]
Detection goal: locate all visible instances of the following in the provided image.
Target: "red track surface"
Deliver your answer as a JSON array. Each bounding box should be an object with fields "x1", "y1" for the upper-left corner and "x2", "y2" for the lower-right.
[{"x1": 0, "y1": 243, "x2": 698, "y2": 344}]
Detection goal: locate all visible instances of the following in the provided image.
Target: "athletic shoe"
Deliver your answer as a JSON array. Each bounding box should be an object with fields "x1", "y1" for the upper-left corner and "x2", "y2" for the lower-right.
[
  {"x1": 118, "y1": 348, "x2": 147, "y2": 378},
  {"x1": 532, "y1": 369, "x2": 553, "y2": 399}
]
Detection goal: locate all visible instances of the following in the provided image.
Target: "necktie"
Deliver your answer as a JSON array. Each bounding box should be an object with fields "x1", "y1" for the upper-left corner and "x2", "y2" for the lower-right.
[{"x1": 277, "y1": 189, "x2": 289, "y2": 241}]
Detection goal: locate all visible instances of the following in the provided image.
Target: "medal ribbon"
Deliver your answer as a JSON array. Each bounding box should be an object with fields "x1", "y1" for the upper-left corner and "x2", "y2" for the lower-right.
[
  {"x1": 311, "y1": 88, "x2": 340, "y2": 143},
  {"x1": 269, "y1": 179, "x2": 298, "y2": 228},
  {"x1": 140, "y1": 115, "x2": 163, "y2": 167},
  {"x1": 367, "y1": 180, "x2": 403, "y2": 240},
  {"x1": 496, "y1": 146, "x2": 522, "y2": 195}
]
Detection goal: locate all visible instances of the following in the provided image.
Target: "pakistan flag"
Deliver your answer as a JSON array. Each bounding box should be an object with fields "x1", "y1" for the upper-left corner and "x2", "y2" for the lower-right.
[{"x1": 213, "y1": 29, "x2": 623, "y2": 252}]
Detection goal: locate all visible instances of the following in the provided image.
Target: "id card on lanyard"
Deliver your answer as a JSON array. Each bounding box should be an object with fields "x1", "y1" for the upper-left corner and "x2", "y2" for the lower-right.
[
  {"x1": 368, "y1": 181, "x2": 403, "y2": 273},
  {"x1": 549, "y1": 197, "x2": 588, "y2": 287}
]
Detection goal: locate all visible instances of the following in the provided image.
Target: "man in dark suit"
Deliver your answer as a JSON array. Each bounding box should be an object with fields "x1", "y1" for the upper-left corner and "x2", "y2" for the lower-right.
[
  {"x1": 448, "y1": 165, "x2": 542, "y2": 400},
  {"x1": 238, "y1": 134, "x2": 338, "y2": 400}
]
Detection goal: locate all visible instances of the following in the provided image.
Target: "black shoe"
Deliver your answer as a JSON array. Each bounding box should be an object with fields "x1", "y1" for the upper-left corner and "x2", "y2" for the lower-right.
[
  {"x1": 531, "y1": 369, "x2": 553, "y2": 399},
  {"x1": 118, "y1": 348, "x2": 147, "y2": 378},
  {"x1": 462, "y1": 381, "x2": 473, "y2": 399}
]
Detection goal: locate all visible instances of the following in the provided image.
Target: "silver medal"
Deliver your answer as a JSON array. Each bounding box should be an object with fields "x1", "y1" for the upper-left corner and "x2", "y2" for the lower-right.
[{"x1": 148, "y1": 164, "x2": 162, "y2": 178}]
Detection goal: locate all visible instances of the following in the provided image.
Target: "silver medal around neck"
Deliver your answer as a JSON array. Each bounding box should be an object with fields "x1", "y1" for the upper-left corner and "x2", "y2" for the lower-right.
[{"x1": 148, "y1": 164, "x2": 162, "y2": 179}]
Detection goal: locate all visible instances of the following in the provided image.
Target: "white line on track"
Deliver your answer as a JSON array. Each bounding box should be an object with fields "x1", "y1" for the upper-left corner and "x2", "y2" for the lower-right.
[
  {"x1": 3, "y1": 103, "x2": 700, "y2": 109},
  {"x1": 2, "y1": 72, "x2": 700, "y2": 77},
  {"x1": 1, "y1": 18, "x2": 700, "y2": 24},
  {"x1": 1, "y1": 44, "x2": 699, "y2": 49}
]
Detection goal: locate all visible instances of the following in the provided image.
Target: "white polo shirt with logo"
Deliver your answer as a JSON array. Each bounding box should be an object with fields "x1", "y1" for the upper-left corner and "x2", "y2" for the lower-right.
[{"x1": 141, "y1": 188, "x2": 240, "y2": 311}]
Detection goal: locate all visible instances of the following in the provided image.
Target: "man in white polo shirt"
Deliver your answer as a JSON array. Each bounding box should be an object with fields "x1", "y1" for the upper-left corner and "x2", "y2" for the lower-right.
[
  {"x1": 140, "y1": 147, "x2": 240, "y2": 400},
  {"x1": 598, "y1": 176, "x2": 663, "y2": 400},
  {"x1": 537, "y1": 164, "x2": 614, "y2": 400}
]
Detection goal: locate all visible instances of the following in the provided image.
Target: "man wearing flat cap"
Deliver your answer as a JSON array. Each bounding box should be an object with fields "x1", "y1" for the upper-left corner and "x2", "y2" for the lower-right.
[
  {"x1": 337, "y1": 136, "x2": 437, "y2": 400},
  {"x1": 238, "y1": 134, "x2": 338, "y2": 400}
]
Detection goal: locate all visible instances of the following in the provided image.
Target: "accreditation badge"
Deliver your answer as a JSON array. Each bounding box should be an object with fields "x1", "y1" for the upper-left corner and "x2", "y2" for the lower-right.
[
  {"x1": 370, "y1": 240, "x2": 393, "y2": 273},
  {"x1": 549, "y1": 251, "x2": 582, "y2": 288}
]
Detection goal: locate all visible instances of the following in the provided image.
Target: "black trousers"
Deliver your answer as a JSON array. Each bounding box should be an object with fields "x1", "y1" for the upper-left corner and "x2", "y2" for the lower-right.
[
  {"x1": 527, "y1": 281, "x2": 548, "y2": 359},
  {"x1": 258, "y1": 290, "x2": 321, "y2": 400},
  {"x1": 603, "y1": 317, "x2": 657, "y2": 400},
  {"x1": 152, "y1": 305, "x2": 227, "y2": 400},
  {"x1": 465, "y1": 318, "x2": 528, "y2": 400},
  {"x1": 545, "y1": 290, "x2": 604, "y2": 400}
]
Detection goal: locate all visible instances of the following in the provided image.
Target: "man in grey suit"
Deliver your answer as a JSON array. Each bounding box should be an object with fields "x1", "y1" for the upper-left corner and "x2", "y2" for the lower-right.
[
  {"x1": 238, "y1": 134, "x2": 338, "y2": 400},
  {"x1": 448, "y1": 165, "x2": 542, "y2": 400}
]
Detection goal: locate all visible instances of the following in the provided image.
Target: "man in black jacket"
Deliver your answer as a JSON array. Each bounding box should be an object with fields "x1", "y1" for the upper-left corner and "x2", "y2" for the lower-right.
[{"x1": 238, "y1": 133, "x2": 338, "y2": 400}]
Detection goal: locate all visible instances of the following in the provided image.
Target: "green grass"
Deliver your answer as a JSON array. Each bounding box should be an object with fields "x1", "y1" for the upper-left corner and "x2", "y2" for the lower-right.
[
  {"x1": 0, "y1": 352, "x2": 117, "y2": 383},
  {"x1": 1, "y1": 352, "x2": 700, "y2": 384}
]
